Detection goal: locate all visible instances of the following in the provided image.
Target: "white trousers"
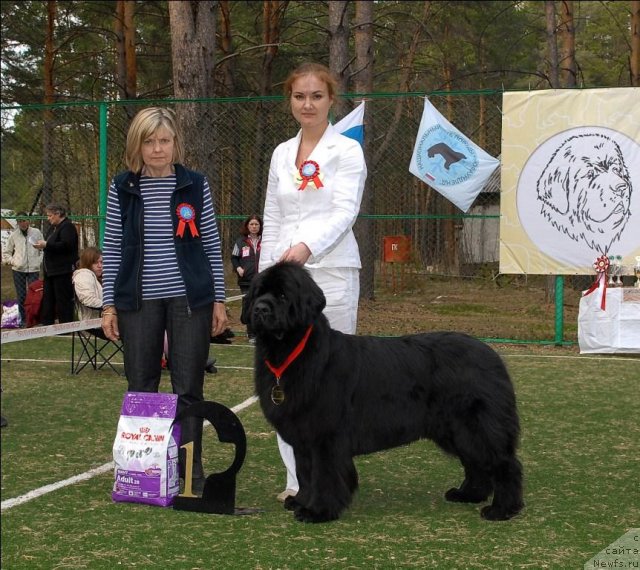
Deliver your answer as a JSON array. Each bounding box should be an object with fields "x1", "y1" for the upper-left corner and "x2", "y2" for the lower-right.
[{"x1": 278, "y1": 266, "x2": 359, "y2": 492}]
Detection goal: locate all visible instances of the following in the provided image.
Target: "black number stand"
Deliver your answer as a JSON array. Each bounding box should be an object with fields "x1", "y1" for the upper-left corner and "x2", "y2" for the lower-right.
[{"x1": 172, "y1": 401, "x2": 258, "y2": 515}]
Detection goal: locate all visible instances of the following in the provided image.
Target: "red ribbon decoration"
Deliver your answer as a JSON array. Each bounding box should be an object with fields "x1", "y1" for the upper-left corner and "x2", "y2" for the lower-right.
[
  {"x1": 175, "y1": 203, "x2": 199, "y2": 238},
  {"x1": 583, "y1": 255, "x2": 609, "y2": 310},
  {"x1": 298, "y1": 160, "x2": 324, "y2": 191}
]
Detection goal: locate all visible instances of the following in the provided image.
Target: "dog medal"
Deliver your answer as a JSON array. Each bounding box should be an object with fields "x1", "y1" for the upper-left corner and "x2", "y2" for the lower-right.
[{"x1": 271, "y1": 383, "x2": 285, "y2": 405}]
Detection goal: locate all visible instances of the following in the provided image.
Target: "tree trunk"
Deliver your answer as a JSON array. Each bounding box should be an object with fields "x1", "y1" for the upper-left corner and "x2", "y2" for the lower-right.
[
  {"x1": 115, "y1": 2, "x2": 126, "y2": 97},
  {"x1": 328, "y1": 0, "x2": 350, "y2": 120},
  {"x1": 441, "y1": 21, "x2": 460, "y2": 274},
  {"x1": 168, "y1": 0, "x2": 217, "y2": 180},
  {"x1": 558, "y1": 0, "x2": 576, "y2": 87},
  {"x1": 252, "y1": 0, "x2": 287, "y2": 215},
  {"x1": 42, "y1": 0, "x2": 56, "y2": 219},
  {"x1": 632, "y1": 0, "x2": 640, "y2": 86},
  {"x1": 124, "y1": 1, "x2": 136, "y2": 100},
  {"x1": 218, "y1": 0, "x2": 235, "y2": 96},
  {"x1": 545, "y1": 1, "x2": 560, "y2": 88},
  {"x1": 372, "y1": 2, "x2": 431, "y2": 169},
  {"x1": 551, "y1": 0, "x2": 576, "y2": 301},
  {"x1": 115, "y1": 1, "x2": 137, "y2": 118},
  {"x1": 353, "y1": 0, "x2": 374, "y2": 300}
]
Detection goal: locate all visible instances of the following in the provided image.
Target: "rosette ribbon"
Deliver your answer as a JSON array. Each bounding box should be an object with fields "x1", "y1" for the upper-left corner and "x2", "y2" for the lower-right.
[
  {"x1": 175, "y1": 203, "x2": 199, "y2": 238},
  {"x1": 583, "y1": 255, "x2": 609, "y2": 310},
  {"x1": 298, "y1": 160, "x2": 323, "y2": 191}
]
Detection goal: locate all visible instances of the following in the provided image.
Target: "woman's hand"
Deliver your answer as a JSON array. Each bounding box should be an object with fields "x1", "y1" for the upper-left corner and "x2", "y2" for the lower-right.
[
  {"x1": 237, "y1": 267, "x2": 245, "y2": 277},
  {"x1": 278, "y1": 242, "x2": 311, "y2": 265},
  {"x1": 102, "y1": 313, "x2": 120, "y2": 341},
  {"x1": 211, "y1": 302, "x2": 228, "y2": 337}
]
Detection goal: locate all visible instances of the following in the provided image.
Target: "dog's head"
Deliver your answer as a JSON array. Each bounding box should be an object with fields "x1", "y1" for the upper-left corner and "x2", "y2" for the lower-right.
[
  {"x1": 536, "y1": 133, "x2": 632, "y2": 254},
  {"x1": 245, "y1": 262, "x2": 326, "y2": 340}
]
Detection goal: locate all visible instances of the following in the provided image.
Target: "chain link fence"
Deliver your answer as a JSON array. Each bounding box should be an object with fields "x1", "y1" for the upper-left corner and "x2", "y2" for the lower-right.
[{"x1": 1, "y1": 93, "x2": 577, "y2": 343}]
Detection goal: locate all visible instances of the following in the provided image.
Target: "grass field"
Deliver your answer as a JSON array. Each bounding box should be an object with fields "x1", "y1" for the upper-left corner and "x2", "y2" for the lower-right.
[{"x1": 1, "y1": 334, "x2": 638, "y2": 569}]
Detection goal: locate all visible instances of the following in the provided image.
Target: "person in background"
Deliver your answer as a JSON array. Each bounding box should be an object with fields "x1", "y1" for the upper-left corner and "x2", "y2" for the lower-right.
[
  {"x1": 2, "y1": 212, "x2": 44, "y2": 327},
  {"x1": 231, "y1": 214, "x2": 262, "y2": 343},
  {"x1": 101, "y1": 107, "x2": 227, "y2": 496},
  {"x1": 72, "y1": 246, "x2": 103, "y2": 321},
  {"x1": 259, "y1": 62, "x2": 367, "y2": 502},
  {"x1": 33, "y1": 204, "x2": 79, "y2": 325}
]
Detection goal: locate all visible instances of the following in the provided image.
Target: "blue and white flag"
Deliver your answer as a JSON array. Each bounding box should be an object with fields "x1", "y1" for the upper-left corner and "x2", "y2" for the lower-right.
[
  {"x1": 409, "y1": 98, "x2": 499, "y2": 212},
  {"x1": 334, "y1": 101, "x2": 365, "y2": 147}
]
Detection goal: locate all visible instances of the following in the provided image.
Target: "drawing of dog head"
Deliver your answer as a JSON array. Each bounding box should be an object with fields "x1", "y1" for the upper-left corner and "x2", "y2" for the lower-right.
[{"x1": 536, "y1": 133, "x2": 632, "y2": 255}]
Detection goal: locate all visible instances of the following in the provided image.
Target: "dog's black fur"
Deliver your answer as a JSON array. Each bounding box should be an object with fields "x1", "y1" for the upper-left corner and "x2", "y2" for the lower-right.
[{"x1": 247, "y1": 262, "x2": 524, "y2": 523}]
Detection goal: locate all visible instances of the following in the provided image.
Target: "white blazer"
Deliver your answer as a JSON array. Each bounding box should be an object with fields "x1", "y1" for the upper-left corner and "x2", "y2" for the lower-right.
[{"x1": 259, "y1": 123, "x2": 367, "y2": 271}]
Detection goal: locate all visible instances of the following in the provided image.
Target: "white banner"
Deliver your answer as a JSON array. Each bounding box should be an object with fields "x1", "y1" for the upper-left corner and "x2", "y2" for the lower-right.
[
  {"x1": 409, "y1": 98, "x2": 499, "y2": 212},
  {"x1": 500, "y1": 88, "x2": 640, "y2": 274}
]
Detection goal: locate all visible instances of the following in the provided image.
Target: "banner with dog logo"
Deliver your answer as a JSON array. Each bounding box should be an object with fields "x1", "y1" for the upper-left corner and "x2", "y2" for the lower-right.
[
  {"x1": 409, "y1": 97, "x2": 500, "y2": 212},
  {"x1": 500, "y1": 88, "x2": 640, "y2": 274}
]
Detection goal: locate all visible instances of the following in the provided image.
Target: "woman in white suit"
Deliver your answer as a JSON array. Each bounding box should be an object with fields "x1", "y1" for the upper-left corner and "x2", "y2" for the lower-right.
[{"x1": 259, "y1": 62, "x2": 367, "y2": 502}]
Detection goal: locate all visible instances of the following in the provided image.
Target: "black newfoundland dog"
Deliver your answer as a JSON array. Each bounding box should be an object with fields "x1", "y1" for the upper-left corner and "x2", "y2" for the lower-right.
[{"x1": 246, "y1": 262, "x2": 524, "y2": 523}]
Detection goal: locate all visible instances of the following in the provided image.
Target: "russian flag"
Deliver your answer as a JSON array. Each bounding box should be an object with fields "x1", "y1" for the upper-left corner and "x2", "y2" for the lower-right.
[{"x1": 334, "y1": 101, "x2": 365, "y2": 147}]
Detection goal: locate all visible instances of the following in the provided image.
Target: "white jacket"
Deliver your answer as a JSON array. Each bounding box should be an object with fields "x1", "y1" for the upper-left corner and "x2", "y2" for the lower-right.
[
  {"x1": 2, "y1": 226, "x2": 44, "y2": 273},
  {"x1": 259, "y1": 123, "x2": 367, "y2": 271},
  {"x1": 72, "y1": 268, "x2": 103, "y2": 320}
]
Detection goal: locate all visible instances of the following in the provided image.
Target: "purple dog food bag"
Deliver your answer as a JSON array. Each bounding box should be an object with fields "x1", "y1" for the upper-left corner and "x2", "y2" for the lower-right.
[{"x1": 112, "y1": 392, "x2": 181, "y2": 507}]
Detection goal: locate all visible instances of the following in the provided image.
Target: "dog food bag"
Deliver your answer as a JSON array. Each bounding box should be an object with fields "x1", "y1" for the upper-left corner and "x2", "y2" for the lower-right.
[{"x1": 112, "y1": 391, "x2": 181, "y2": 507}]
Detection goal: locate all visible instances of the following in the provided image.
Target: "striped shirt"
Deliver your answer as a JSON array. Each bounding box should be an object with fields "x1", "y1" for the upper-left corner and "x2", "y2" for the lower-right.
[{"x1": 102, "y1": 174, "x2": 225, "y2": 306}]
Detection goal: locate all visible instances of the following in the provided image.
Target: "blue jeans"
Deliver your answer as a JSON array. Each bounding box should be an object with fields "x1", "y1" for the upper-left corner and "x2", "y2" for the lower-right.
[
  {"x1": 118, "y1": 296, "x2": 212, "y2": 412},
  {"x1": 118, "y1": 296, "x2": 212, "y2": 480}
]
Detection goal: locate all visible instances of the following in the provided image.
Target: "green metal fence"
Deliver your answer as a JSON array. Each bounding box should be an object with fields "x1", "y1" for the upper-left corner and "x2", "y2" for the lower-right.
[{"x1": 1, "y1": 92, "x2": 577, "y2": 345}]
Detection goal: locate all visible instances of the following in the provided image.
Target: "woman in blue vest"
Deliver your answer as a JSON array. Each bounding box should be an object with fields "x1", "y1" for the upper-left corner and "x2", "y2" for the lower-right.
[{"x1": 101, "y1": 107, "x2": 228, "y2": 496}]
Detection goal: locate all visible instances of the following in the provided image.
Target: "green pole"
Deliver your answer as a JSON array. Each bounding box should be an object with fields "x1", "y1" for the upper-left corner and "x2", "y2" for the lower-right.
[
  {"x1": 98, "y1": 102, "x2": 108, "y2": 247},
  {"x1": 554, "y1": 275, "x2": 564, "y2": 345}
]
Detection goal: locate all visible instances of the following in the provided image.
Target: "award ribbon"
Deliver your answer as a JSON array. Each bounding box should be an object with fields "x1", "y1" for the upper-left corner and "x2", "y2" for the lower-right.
[
  {"x1": 264, "y1": 325, "x2": 313, "y2": 405},
  {"x1": 298, "y1": 160, "x2": 324, "y2": 191},
  {"x1": 176, "y1": 203, "x2": 199, "y2": 238},
  {"x1": 583, "y1": 255, "x2": 609, "y2": 310}
]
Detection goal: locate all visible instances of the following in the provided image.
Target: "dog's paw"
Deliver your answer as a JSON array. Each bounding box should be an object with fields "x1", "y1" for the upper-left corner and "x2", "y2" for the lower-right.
[
  {"x1": 445, "y1": 487, "x2": 490, "y2": 504},
  {"x1": 283, "y1": 495, "x2": 300, "y2": 511},
  {"x1": 480, "y1": 502, "x2": 523, "y2": 521},
  {"x1": 293, "y1": 506, "x2": 338, "y2": 523}
]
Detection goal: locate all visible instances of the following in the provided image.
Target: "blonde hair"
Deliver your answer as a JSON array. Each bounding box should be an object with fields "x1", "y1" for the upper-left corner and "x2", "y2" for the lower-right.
[
  {"x1": 125, "y1": 107, "x2": 185, "y2": 173},
  {"x1": 283, "y1": 62, "x2": 339, "y2": 100}
]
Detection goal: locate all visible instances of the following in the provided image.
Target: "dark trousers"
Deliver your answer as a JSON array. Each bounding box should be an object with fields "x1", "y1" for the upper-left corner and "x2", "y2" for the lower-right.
[
  {"x1": 118, "y1": 296, "x2": 213, "y2": 479},
  {"x1": 40, "y1": 273, "x2": 75, "y2": 325},
  {"x1": 12, "y1": 270, "x2": 39, "y2": 325},
  {"x1": 239, "y1": 283, "x2": 255, "y2": 337}
]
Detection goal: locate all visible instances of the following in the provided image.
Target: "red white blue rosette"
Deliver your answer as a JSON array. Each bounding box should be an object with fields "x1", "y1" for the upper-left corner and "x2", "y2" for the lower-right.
[
  {"x1": 175, "y1": 203, "x2": 199, "y2": 238},
  {"x1": 583, "y1": 255, "x2": 609, "y2": 310},
  {"x1": 298, "y1": 160, "x2": 324, "y2": 191}
]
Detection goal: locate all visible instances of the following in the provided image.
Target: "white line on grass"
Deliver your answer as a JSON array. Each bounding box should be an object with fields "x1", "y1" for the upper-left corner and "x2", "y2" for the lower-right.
[
  {"x1": 0, "y1": 358, "x2": 254, "y2": 370},
  {"x1": 502, "y1": 354, "x2": 639, "y2": 362},
  {"x1": 0, "y1": 395, "x2": 259, "y2": 512}
]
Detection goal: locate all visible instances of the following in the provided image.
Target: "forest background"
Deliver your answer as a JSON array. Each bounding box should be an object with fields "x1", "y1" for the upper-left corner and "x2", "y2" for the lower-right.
[{"x1": 1, "y1": 0, "x2": 639, "y2": 340}]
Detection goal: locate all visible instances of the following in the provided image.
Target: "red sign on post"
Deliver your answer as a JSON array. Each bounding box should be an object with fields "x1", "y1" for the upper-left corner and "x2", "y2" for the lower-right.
[{"x1": 383, "y1": 236, "x2": 411, "y2": 263}]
